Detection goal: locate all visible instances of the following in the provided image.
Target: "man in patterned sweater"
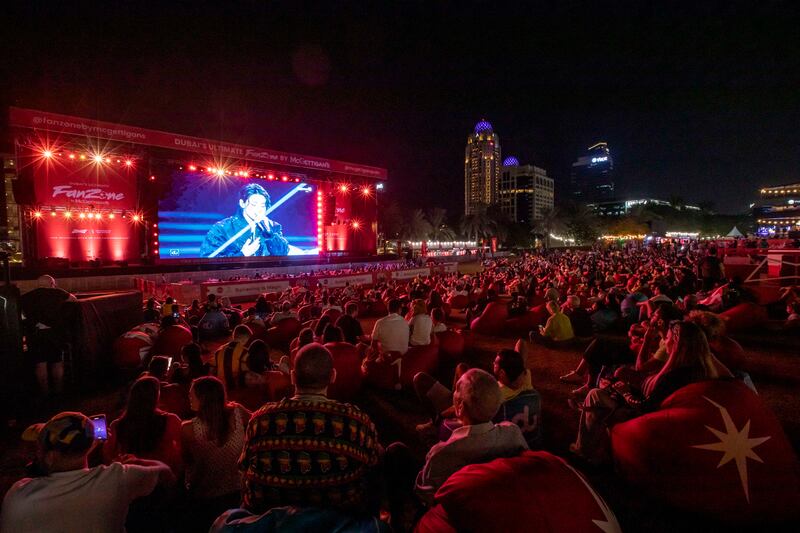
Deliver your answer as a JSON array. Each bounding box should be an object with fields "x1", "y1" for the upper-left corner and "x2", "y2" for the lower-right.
[{"x1": 238, "y1": 343, "x2": 380, "y2": 514}]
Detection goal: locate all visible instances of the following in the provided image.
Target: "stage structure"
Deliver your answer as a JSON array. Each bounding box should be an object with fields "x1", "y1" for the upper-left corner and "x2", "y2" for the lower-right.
[{"x1": 8, "y1": 107, "x2": 385, "y2": 267}]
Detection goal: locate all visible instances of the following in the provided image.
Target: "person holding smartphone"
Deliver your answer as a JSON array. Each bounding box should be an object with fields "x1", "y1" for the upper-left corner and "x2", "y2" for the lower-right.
[{"x1": 2, "y1": 411, "x2": 174, "y2": 533}]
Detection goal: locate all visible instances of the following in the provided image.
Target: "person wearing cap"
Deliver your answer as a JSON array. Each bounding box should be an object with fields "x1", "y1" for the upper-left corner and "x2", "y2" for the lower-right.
[{"x1": 1, "y1": 412, "x2": 175, "y2": 533}]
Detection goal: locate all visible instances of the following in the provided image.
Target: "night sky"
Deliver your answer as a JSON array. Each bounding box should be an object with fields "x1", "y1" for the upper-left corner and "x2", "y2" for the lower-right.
[{"x1": 2, "y1": 1, "x2": 799, "y2": 215}]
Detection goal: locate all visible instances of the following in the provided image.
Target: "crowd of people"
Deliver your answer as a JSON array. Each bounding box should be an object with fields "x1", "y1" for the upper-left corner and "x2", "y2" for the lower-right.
[{"x1": 4, "y1": 242, "x2": 798, "y2": 532}]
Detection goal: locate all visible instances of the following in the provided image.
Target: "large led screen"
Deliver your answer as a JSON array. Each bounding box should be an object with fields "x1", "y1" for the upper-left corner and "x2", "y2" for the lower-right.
[{"x1": 158, "y1": 170, "x2": 318, "y2": 259}]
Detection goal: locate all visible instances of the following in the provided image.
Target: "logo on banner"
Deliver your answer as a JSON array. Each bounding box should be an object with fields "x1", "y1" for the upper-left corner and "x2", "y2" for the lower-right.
[{"x1": 52, "y1": 185, "x2": 125, "y2": 201}]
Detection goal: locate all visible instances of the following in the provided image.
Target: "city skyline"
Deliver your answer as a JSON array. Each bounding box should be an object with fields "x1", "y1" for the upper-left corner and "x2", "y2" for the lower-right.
[{"x1": 2, "y1": 3, "x2": 799, "y2": 215}]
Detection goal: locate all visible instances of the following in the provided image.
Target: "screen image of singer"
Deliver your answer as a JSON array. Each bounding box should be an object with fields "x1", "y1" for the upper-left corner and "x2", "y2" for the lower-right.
[{"x1": 158, "y1": 170, "x2": 318, "y2": 259}]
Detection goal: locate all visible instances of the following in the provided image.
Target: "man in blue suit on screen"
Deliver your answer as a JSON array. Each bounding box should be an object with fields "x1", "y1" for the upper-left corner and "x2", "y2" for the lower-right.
[{"x1": 200, "y1": 183, "x2": 290, "y2": 257}]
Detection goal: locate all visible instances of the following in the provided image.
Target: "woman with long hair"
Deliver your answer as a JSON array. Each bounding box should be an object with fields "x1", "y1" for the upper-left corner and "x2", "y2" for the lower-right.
[
  {"x1": 180, "y1": 376, "x2": 250, "y2": 521},
  {"x1": 103, "y1": 376, "x2": 182, "y2": 475},
  {"x1": 570, "y1": 320, "x2": 726, "y2": 465},
  {"x1": 408, "y1": 298, "x2": 433, "y2": 346}
]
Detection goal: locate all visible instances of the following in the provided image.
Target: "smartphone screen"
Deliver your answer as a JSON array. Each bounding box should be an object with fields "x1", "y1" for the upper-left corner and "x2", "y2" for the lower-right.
[
  {"x1": 90, "y1": 415, "x2": 108, "y2": 440},
  {"x1": 166, "y1": 356, "x2": 173, "y2": 367}
]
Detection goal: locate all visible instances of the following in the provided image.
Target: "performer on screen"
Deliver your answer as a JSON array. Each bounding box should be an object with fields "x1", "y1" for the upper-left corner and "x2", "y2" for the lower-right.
[{"x1": 200, "y1": 183, "x2": 290, "y2": 257}]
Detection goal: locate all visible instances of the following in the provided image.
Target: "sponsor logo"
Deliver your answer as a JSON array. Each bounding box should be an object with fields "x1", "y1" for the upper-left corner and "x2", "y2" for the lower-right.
[{"x1": 52, "y1": 185, "x2": 125, "y2": 201}]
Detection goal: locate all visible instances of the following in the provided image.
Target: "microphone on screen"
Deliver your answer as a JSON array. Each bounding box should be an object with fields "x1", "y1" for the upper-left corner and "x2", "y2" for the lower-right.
[{"x1": 257, "y1": 219, "x2": 272, "y2": 237}]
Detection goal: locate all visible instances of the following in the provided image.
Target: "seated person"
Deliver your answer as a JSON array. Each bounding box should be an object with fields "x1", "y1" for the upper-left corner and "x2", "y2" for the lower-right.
[
  {"x1": 562, "y1": 295, "x2": 593, "y2": 338},
  {"x1": 408, "y1": 299, "x2": 433, "y2": 346},
  {"x1": 431, "y1": 307, "x2": 448, "y2": 334},
  {"x1": 143, "y1": 297, "x2": 161, "y2": 323},
  {"x1": 2, "y1": 412, "x2": 174, "y2": 533},
  {"x1": 269, "y1": 301, "x2": 297, "y2": 324},
  {"x1": 242, "y1": 339, "x2": 274, "y2": 387},
  {"x1": 198, "y1": 302, "x2": 231, "y2": 339},
  {"x1": 335, "y1": 302, "x2": 367, "y2": 345},
  {"x1": 321, "y1": 324, "x2": 346, "y2": 344},
  {"x1": 210, "y1": 325, "x2": 252, "y2": 390},
  {"x1": 786, "y1": 301, "x2": 800, "y2": 330},
  {"x1": 570, "y1": 321, "x2": 727, "y2": 465},
  {"x1": 533, "y1": 300, "x2": 575, "y2": 343},
  {"x1": 239, "y1": 343, "x2": 381, "y2": 514},
  {"x1": 169, "y1": 342, "x2": 210, "y2": 384},
  {"x1": 102, "y1": 376, "x2": 183, "y2": 475},
  {"x1": 185, "y1": 299, "x2": 204, "y2": 321},
  {"x1": 508, "y1": 295, "x2": 528, "y2": 317},
  {"x1": 369, "y1": 298, "x2": 410, "y2": 355}
]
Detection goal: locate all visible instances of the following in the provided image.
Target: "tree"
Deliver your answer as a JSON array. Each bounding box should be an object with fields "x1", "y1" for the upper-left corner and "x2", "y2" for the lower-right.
[
  {"x1": 402, "y1": 209, "x2": 432, "y2": 241},
  {"x1": 531, "y1": 207, "x2": 567, "y2": 249},
  {"x1": 378, "y1": 201, "x2": 404, "y2": 254},
  {"x1": 427, "y1": 207, "x2": 456, "y2": 241},
  {"x1": 459, "y1": 204, "x2": 492, "y2": 242}
]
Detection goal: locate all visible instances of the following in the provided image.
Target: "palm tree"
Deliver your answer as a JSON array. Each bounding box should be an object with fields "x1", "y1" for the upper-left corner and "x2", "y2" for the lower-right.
[
  {"x1": 460, "y1": 206, "x2": 492, "y2": 242},
  {"x1": 427, "y1": 208, "x2": 457, "y2": 241},
  {"x1": 378, "y1": 201, "x2": 403, "y2": 253},
  {"x1": 402, "y1": 209, "x2": 432, "y2": 241},
  {"x1": 531, "y1": 207, "x2": 566, "y2": 248}
]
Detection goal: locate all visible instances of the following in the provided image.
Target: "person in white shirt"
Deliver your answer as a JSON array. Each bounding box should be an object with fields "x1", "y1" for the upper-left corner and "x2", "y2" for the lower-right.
[
  {"x1": 431, "y1": 308, "x2": 448, "y2": 334},
  {"x1": 408, "y1": 299, "x2": 434, "y2": 346},
  {"x1": 370, "y1": 298, "x2": 410, "y2": 354},
  {"x1": 1, "y1": 412, "x2": 174, "y2": 533}
]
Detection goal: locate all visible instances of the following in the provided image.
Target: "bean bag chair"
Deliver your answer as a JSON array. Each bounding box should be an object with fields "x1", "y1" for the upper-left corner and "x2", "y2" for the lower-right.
[
  {"x1": 113, "y1": 330, "x2": 154, "y2": 369},
  {"x1": 416, "y1": 451, "x2": 621, "y2": 533},
  {"x1": 436, "y1": 330, "x2": 466, "y2": 363},
  {"x1": 264, "y1": 292, "x2": 279, "y2": 302},
  {"x1": 211, "y1": 506, "x2": 390, "y2": 533},
  {"x1": 152, "y1": 325, "x2": 193, "y2": 358},
  {"x1": 369, "y1": 300, "x2": 388, "y2": 317},
  {"x1": 709, "y1": 335, "x2": 747, "y2": 371},
  {"x1": 505, "y1": 305, "x2": 548, "y2": 336},
  {"x1": 263, "y1": 370, "x2": 293, "y2": 401},
  {"x1": 229, "y1": 385, "x2": 269, "y2": 412},
  {"x1": 265, "y1": 317, "x2": 302, "y2": 351},
  {"x1": 719, "y1": 302, "x2": 768, "y2": 333},
  {"x1": 321, "y1": 308, "x2": 342, "y2": 324},
  {"x1": 362, "y1": 351, "x2": 404, "y2": 390},
  {"x1": 324, "y1": 342, "x2": 364, "y2": 401},
  {"x1": 750, "y1": 284, "x2": 783, "y2": 306},
  {"x1": 447, "y1": 294, "x2": 469, "y2": 310},
  {"x1": 469, "y1": 301, "x2": 509, "y2": 334},
  {"x1": 159, "y1": 383, "x2": 191, "y2": 419},
  {"x1": 611, "y1": 380, "x2": 800, "y2": 525},
  {"x1": 398, "y1": 344, "x2": 440, "y2": 387},
  {"x1": 297, "y1": 304, "x2": 315, "y2": 323},
  {"x1": 243, "y1": 319, "x2": 268, "y2": 343}
]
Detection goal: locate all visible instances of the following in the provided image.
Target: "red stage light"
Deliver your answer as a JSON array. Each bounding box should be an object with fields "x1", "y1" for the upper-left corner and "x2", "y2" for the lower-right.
[
  {"x1": 33, "y1": 211, "x2": 43, "y2": 218},
  {"x1": 108, "y1": 213, "x2": 115, "y2": 219},
  {"x1": 50, "y1": 211, "x2": 57, "y2": 217},
  {"x1": 64, "y1": 211, "x2": 72, "y2": 218},
  {"x1": 42, "y1": 150, "x2": 53, "y2": 158},
  {"x1": 153, "y1": 223, "x2": 157, "y2": 228},
  {"x1": 79, "y1": 154, "x2": 86, "y2": 160},
  {"x1": 361, "y1": 186, "x2": 371, "y2": 196},
  {"x1": 339, "y1": 184, "x2": 348, "y2": 193},
  {"x1": 87, "y1": 213, "x2": 95, "y2": 219},
  {"x1": 351, "y1": 220, "x2": 360, "y2": 229},
  {"x1": 294, "y1": 178, "x2": 300, "y2": 182},
  {"x1": 93, "y1": 154, "x2": 104, "y2": 163},
  {"x1": 153, "y1": 232, "x2": 158, "y2": 237},
  {"x1": 68, "y1": 154, "x2": 75, "y2": 159},
  {"x1": 104, "y1": 158, "x2": 111, "y2": 163},
  {"x1": 79, "y1": 213, "x2": 86, "y2": 219},
  {"x1": 281, "y1": 176, "x2": 288, "y2": 181},
  {"x1": 268, "y1": 174, "x2": 274, "y2": 180},
  {"x1": 132, "y1": 215, "x2": 141, "y2": 222},
  {"x1": 126, "y1": 160, "x2": 133, "y2": 166},
  {"x1": 242, "y1": 171, "x2": 250, "y2": 177},
  {"x1": 149, "y1": 175, "x2": 156, "y2": 181},
  {"x1": 188, "y1": 165, "x2": 197, "y2": 171}
]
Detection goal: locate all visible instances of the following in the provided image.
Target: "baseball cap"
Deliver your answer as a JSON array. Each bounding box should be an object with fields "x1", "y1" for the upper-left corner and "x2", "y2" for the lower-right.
[{"x1": 21, "y1": 412, "x2": 95, "y2": 453}]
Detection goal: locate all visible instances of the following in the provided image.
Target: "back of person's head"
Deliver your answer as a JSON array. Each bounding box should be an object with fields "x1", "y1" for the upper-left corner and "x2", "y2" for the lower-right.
[
  {"x1": 454, "y1": 369, "x2": 502, "y2": 424},
  {"x1": 431, "y1": 307, "x2": 445, "y2": 323},
  {"x1": 546, "y1": 300, "x2": 559, "y2": 315},
  {"x1": 685, "y1": 310, "x2": 726, "y2": 340},
  {"x1": 181, "y1": 342, "x2": 206, "y2": 377},
  {"x1": 26, "y1": 412, "x2": 95, "y2": 467},
  {"x1": 297, "y1": 327, "x2": 315, "y2": 347},
  {"x1": 345, "y1": 302, "x2": 358, "y2": 316},
  {"x1": 322, "y1": 324, "x2": 344, "y2": 344},
  {"x1": 147, "y1": 356, "x2": 170, "y2": 381},
  {"x1": 314, "y1": 315, "x2": 332, "y2": 337},
  {"x1": 246, "y1": 339, "x2": 270, "y2": 373},
  {"x1": 566, "y1": 295, "x2": 581, "y2": 309},
  {"x1": 191, "y1": 299, "x2": 200, "y2": 309},
  {"x1": 190, "y1": 376, "x2": 230, "y2": 445},
  {"x1": 146, "y1": 297, "x2": 157, "y2": 309},
  {"x1": 495, "y1": 349, "x2": 526, "y2": 384},
  {"x1": 165, "y1": 296, "x2": 174, "y2": 305},
  {"x1": 207, "y1": 294, "x2": 217, "y2": 303},
  {"x1": 160, "y1": 315, "x2": 178, "y2": 328},
  {"x1": 232, "y1": 324, "x2": 252, "y2": 343},
  {"x1": 37, "y1": 274, "x2": 56, "y2": 288},
  {"x1": 282, "y1": 301, "x2": 292, "y2": 312},
  {"x1": 293, "y1": 343, "x2": 335, "y2": 391},
  {"x1": 654, "y1": 302, "x2": 683, "y2": 324},
  {"x1": 117, "y1": 376, "x2": 163, "y2": 454},
  {"x1": 663, "y1": 320, "x2": 716, "y2": 378},
  {"x1": 412, "y1": 298, "x2": 427, "y2": 316},
  {"x1": 387, "y1": 298, "x2": 402, "y2": 314},
  {"x1": 255, "y1": 295, "x2": 268, "y2": 312}
]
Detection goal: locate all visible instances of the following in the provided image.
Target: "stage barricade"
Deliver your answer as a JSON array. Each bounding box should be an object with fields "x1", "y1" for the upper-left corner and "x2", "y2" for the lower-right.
[
  {"x1": 62, "y1": 291, "x2": 143, "y2": 385},
  {"x1": 416, "y1": 451, "x2": 620, "y2": 533},
  {"x1": 611, "y1": 380, "x2": 800, "y2": 525}
]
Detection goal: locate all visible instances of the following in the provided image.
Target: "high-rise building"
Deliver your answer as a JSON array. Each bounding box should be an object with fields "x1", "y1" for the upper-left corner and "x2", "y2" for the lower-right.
[
  {"x1": 0, "y1": 154, "x2": 21, "y2": 262},
  {"x1": 570, "y1": 141, "x2": 614, "y2": 203},
  {"x1": 499, "y1": 156, "x2": 554, "y2": 225},
  {"x1": 464, "y1": 119, "x2": 501, "y2": 215}
]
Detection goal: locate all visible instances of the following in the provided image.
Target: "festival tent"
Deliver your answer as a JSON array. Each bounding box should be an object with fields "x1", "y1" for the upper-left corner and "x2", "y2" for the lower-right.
[{"x1": 726, "y1": 226, "x2": 744, "y2": 237}]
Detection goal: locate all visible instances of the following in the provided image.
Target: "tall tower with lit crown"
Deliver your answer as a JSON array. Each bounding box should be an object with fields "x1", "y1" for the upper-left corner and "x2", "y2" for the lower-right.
[{"x1": 464, "y1": 119, "x2": 501, "y2": 215}]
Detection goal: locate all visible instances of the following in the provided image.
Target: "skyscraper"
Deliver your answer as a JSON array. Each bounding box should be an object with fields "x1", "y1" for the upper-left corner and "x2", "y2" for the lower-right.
[
  {"x1": 499, "y1": 157, "x2": 554, "y2": 225},
  {"x1": 464, "y1": 119, "x2": 501, "y2": 215},
  {"x1": 569, "y1": 142, "x2": 614, "y2": 203}
]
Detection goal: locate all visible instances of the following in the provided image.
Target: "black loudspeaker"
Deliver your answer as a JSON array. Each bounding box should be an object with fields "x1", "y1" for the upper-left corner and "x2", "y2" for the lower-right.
[
  {"x1": 39, "y1": 257, "x2": 70, "y2": 269},
  {"x1": 11, "y1": 175, "x2": 36, "y2": 205},
  {"x1": 324, "y1": 194, "x2": 336, "y2": 225}
]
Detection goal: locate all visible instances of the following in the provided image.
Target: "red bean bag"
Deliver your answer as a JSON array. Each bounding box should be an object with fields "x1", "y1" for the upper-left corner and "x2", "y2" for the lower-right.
[
  {"x1": 265, "y1": 317, "x2": 302, "y2": 351},
  {"x1": 709, "y1": 335, "x2": 747, "y2": 371},
  {"x1": 264, "y1": 292, "x2": 279, "y2": 302},
  {"x1": 469, "y1": 301, "x2": 509, "y2": 334},
  {"x1": 611, "y1": 380, "x2": 800, "y2": 525},
  {"x1": 749, "y1": 284, "x2": 783, "y2": 305},
  {"x1": 398, "y1": 344, "x2": 440, "y2": 387},
  {"x1": 436, "y1": 330, "x2": 466, "y2": 363},
  {"x1": 297, "y1": 304, "x2": 316, "y2": 323},
  {"x1": 719, "y1": 302, "x2": 768, "y2": 333},
  {"x1": 152, "y1": 325, "x2": 193, "y2": 358},
  {"x1": 417, "y1": 451, "x2": 620, "y2": 533},
  {"x1": 447, "y1": 294, "x2": 469, "y2": 310},
  {"x1": 113, "y1": 331, "x2": 154, "y2": 369},
  {"x1": 505, "y1": 305, "x2": 549, "y2": 336},
  {"x1": 369, "y1": 300, "x2": 388, "y2": 317},
  {"x1": 324, "y1": 342, "x2": 363, "y2": 401},
  {"x1": 229, "y1": 385, "x2": 269, "y2": 412},
  {"x1": 263, "y1": 371, "x2": 293, "y2": 401},
  {"x1": 321, "y1": 308, "x2": 342, "y2": 324},
  {"x1": 361, "y1": 351, "x2": 404, "y2": 390}
]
